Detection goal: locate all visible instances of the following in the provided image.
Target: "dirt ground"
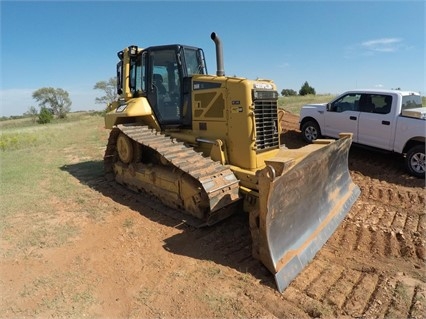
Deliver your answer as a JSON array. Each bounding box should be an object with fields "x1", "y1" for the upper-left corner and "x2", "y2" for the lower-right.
[{"x1": 1, "y1": 112, "x2": 425, "y2": 318}]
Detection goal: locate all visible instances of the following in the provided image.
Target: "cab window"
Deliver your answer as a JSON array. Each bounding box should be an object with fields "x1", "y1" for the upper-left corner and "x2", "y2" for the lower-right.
[
  {"x1": 402, "y1": 95, "x2": 422, "y2": 110},
  {"x1": 150, "y1": 49, "x2": 182, "y2": 123},
  {"x1": 368, "y1": 95, "x2": 392, "y2": 114},
  {"x1": 129, "y1": 52, "x2": 146, "y2": 95},
  {"x1": 330, "y1": 94, "x2": 361, "y2": 112},
  {"x1": 183, "y1": 48, "x2": 206, "y2": 76}
]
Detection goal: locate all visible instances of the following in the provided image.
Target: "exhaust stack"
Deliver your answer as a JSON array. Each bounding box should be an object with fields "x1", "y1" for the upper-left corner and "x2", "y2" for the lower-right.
[{"x1": 211, "y1": 32, "x2": 225, "y2": 76}]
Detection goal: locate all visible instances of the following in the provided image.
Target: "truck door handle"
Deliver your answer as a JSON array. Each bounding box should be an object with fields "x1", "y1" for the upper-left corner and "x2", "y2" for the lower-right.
[
  {"x1": 350, "y1": 116, "x2": 357, "y2": 120},
  {"x1": 382, "y1": 121, "x2": 390, "y2": 125}
]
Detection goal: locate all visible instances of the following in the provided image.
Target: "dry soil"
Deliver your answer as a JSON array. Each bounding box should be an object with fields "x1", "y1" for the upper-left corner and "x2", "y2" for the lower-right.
[{"x1": 1, "y1": 112, "x2": 425, "y2": 318}]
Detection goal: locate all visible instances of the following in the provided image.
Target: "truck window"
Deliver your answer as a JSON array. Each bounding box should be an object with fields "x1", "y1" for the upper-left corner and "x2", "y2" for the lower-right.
[
  {"x1": 358, "y1": 94, "x2": 376, "y2": 113},
  {"x1": 370, "y1": 95, "x2": 392, "y2": 114},
  {"x1": 402, "y1": 95, "x2": 422, "y2": 110},
  {"x1": 330, "y1": 94, "x2": 361, "y2": 112}
]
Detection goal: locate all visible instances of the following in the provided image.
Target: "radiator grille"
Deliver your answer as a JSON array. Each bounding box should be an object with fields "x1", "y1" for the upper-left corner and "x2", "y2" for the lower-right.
[{"x1": 253, "y1": 92, "x2": 279, "y2": 152}]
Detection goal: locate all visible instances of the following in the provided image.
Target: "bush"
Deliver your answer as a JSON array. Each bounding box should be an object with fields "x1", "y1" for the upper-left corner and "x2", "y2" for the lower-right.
[
  {"x1": 281, "y1": 89, "x2": 297, "y2": 97},
  {"x1": 37, "y1": 107, "x2": 53, "y2": 124},
  {"x1": 299, "y1": 81, "x2": 316, "y2": 96}
]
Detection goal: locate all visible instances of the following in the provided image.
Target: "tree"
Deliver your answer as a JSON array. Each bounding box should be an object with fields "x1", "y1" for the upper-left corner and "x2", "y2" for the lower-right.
[
  {"x1": 281, "y1": 89, "x2": 297, "y2": 97},
  {"x1": 299, "y1": 81, "x2": 316, "y2": 96},
  {"x1": 94, "y1": 77, "x2": 117, "y2": 106},
  {"x1": 26, "y1": 106, "x2": 39, "y2": 122},
  {"x1": 32, "y1": 87, "x2": 72, "y2": 118},
  {"x1": 37, "y1": 106, "x2": 54, "y2": 124}
]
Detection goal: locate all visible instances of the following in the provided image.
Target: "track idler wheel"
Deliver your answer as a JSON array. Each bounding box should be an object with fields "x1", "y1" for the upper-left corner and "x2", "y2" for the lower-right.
[{"x1": 117, "y1": 133, "x2": 134, "y2": 164}]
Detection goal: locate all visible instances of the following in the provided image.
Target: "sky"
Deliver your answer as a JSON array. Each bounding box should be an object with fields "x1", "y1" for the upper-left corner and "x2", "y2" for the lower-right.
[{"x1": 0, "y1": 0, "x2": 425, "y2": 117}]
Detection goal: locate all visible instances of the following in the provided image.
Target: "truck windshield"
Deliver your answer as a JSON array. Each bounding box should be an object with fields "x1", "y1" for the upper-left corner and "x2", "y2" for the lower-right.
[{"x1": 402, "y1": 95, "x2": 422, "y2": 110}]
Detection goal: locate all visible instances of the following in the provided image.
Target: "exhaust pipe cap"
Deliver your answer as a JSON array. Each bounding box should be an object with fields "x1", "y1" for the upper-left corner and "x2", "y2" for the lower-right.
[{"x1": 211, "y1": 32, "x2": 225, "y2": 77}]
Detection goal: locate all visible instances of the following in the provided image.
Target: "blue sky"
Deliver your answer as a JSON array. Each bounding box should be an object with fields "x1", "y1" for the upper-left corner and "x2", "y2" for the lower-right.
[{"x1": 1, "y1": 0, "x2": 424, "y2": 117}]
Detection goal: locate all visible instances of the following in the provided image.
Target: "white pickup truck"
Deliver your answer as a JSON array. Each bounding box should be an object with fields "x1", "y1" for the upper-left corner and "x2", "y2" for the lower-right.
[{"x1": 299, "y1": 89, "x2": 425, "y2": 177}]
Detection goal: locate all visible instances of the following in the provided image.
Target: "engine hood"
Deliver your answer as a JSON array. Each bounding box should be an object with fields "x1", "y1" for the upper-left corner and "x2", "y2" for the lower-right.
[{"x1": 302, "y1": 103, "x2": 327, "y2": 110}]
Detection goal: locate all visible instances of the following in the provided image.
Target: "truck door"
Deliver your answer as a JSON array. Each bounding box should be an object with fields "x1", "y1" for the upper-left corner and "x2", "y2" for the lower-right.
[
  {"x1": 323, "y1": 93, "x2": 361, "y2": 142},
  {"x1": 357, "y1": 94, "x2": 394, "y2": 150}
]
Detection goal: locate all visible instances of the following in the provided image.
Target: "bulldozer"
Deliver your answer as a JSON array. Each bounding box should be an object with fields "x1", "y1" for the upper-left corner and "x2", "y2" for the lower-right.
[{"x1": 104, "y1": 32, "x2": 360, "y2": 292}]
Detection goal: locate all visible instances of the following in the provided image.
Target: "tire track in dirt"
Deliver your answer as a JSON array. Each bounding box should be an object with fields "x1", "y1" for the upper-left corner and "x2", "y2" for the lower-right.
[
  {"x1": 281, "y1": 246, "x2": 425, "y2": 317},
  {"x1": 343, "y1": 203, "x2": 423, "y2": 260},
  {"x1": 270, "y1": 164, "x2": 425, "y2": 317},
  {"x1": 355, "y1": 179, "x2": 425, "y2": 211}
]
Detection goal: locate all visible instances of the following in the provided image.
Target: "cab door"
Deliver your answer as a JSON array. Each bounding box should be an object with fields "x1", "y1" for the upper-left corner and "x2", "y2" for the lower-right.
[
  {"x1": 323, "y1": 93, "x2": 361, "y2": 142},
  {"x1": 357, "y1": 94, "x2": 394, "y2": 150},
  {"x1": 148, "y1": 47, "x2": 182, "y2": 125}
]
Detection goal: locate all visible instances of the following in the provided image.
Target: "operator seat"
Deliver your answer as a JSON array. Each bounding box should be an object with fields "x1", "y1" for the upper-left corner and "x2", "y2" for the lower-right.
[{"x1": 153, "y1": 74, "x2": 166, "y2": 95}]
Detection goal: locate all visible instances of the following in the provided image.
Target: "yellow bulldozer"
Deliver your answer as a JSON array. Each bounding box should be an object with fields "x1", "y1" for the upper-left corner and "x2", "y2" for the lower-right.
[{"x1": 104, "y1": 32, "x2": 360, "y2": 292}]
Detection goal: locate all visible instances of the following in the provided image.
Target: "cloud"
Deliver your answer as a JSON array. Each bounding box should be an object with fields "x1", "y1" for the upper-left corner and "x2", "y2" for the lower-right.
[
  {"x1": 344, "y1": 37, "x2": 405, "y2": 59},
  {"x1": 361, "y1": 38, "x2": 402, "y2": 53}
]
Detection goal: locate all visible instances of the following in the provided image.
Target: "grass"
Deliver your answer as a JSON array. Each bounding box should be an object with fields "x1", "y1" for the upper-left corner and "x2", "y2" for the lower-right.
[
  {"x1": 0, "y1": 113, "x2": 107, "y2": 316},
  {"x1": 16, "y1": 222, "x2": 79, "y2": 251},
  {"x1": 17, "y1": 271, "x2": 97, "y2": 317},
  {"x1": 394, "y1": 281, "x2": 411, "y2": 306},
  {"x1": 123, "y1": 217, "x2": 134, "y2": 228},
  {"x1": 278, "y1": 94, "x2": 335, "y2": 114},
  {"x1": 0, "y1": 112, "x2": 108, "y2": 257},
  {"x1": 0, "y1": 112, "x2": 104, "y2": 151},
  {"x1": 201, "y1": 291, "x2": 243, "y2": 317}
]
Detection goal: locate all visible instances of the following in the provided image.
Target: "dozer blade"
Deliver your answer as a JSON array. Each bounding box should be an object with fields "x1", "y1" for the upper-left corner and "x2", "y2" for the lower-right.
[{"x1": 257, "y1": 134, "x2": 360, "y2": 292}]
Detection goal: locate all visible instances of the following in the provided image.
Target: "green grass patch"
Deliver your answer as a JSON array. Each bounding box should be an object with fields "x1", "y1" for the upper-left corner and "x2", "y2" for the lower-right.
[
  {"x1": 0, "y1": 112, "x2": 105, "y2": 151},
  {"x1": 122, "y1": 217, "x2": 134, "y2": 228},
  {"x1": 16, "y1": 222, "x2": 79, "y2": 250},
  {"x1": 278, "y1": 94, "x2": 335, "y2": 114},
  {"x1": 0, "y1": 113, "x2": 109, "y2": 257},
  {"x1": 0, "y1": 132, "x2": 39, "y2": 151},
  {"x1": 16, "y1": 270, "x2": 97, "y2": 317},
  {"x1": 200, "y1": 289, "x2": 246, "y2": 317}
]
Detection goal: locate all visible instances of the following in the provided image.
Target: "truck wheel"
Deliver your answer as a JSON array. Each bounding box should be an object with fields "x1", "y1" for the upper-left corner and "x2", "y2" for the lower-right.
[
  {"x1": 301, "y1": 120, "x2": 321, "y2": 143},
  {"x1": 405, "y1": 145, "x2": 425, "y2": 178}
]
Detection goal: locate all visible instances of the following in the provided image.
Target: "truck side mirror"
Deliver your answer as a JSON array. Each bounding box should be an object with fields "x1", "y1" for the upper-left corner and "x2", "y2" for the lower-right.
[{"x1": 326, "y1": 103, "x2": 331, "y2": 111}]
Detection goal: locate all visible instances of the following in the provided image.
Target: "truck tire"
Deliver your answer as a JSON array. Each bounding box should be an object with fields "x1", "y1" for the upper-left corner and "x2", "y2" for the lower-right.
[
  {"x1": 405, "y1": 145, "x2": 425, "y2": 178},
  {"x1": 301, "y1": 120, "x2": 321, "y2": 143}
]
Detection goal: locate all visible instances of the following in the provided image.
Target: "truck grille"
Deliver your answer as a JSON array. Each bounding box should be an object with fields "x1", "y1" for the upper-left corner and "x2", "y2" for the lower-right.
[{"x1": 253, "y1": 91, "x2": 279, "y2": 152}]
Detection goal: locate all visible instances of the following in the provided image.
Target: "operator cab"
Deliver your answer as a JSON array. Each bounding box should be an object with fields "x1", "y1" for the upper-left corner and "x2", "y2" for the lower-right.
[{"x1": 116, "y1": 44, "x2": 207, "y2": 127}]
